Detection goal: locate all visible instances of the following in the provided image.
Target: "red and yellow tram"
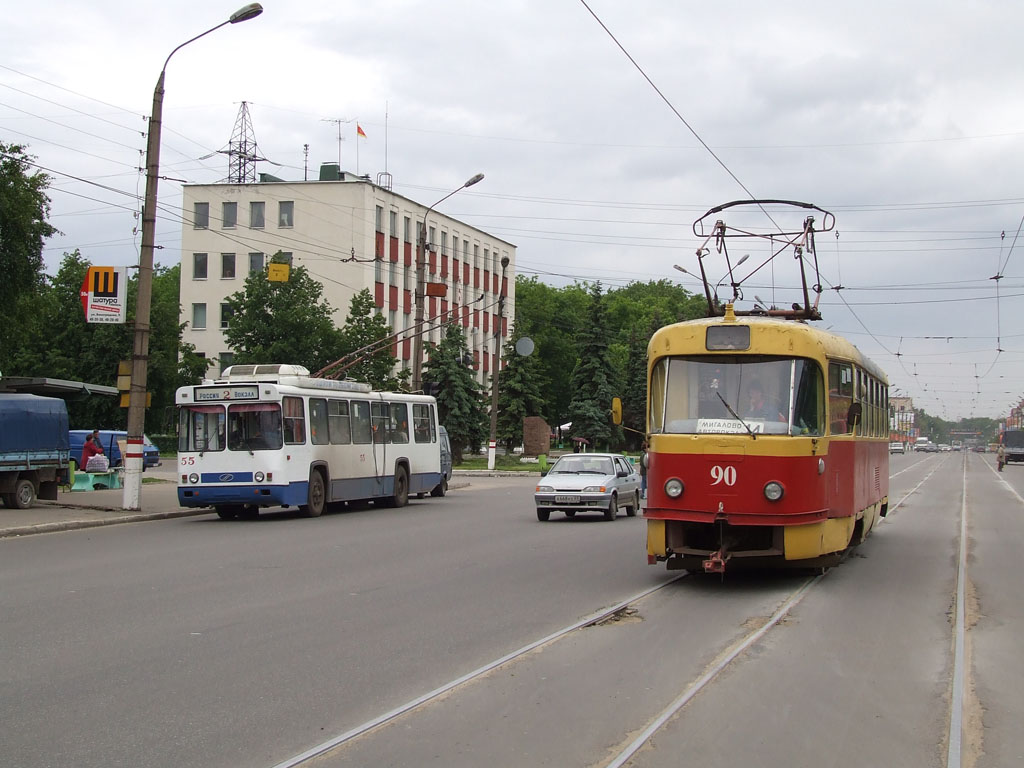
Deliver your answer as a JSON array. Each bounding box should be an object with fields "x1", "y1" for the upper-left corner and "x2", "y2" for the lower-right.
[{"x1": 643, "y1": 304, "x2": 889, "y2": 572}]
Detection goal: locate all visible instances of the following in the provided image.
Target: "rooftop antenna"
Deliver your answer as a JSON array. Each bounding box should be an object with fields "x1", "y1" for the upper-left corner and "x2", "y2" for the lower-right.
[
  {"x1": 376, "y1": 102, "x2": 393, "y2": 190},
  {"x1": 322, "y1": 117, "x2": 352, "y2": 171},
  {"x1": 303, "y1": 143, "x2": 309, "y2": 181},
  {"x1": 223, "y1": 101, "x2": 264, "y2": 184}
]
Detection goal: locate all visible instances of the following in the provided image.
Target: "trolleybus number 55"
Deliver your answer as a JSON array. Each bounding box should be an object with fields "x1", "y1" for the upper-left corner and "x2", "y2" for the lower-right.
[{"x1": 710, "y1": 465, "x2": 737, "y2": 486}]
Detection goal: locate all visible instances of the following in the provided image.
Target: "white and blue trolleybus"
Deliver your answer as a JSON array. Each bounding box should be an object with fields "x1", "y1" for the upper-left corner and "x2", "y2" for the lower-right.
[{"x1": 176, "y1": 364, "x2": 446, "y2": 519}]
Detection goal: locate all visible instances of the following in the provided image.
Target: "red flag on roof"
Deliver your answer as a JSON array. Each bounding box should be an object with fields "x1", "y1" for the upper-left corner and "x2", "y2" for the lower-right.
[{"x1": 356, "y1": 124, "x2": 367, "y2": 138}]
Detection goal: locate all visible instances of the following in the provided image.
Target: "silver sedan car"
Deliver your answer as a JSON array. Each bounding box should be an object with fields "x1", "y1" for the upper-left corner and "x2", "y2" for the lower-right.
[{"x1": 534, "y1": 452, "x2": 642, "y2": 521}]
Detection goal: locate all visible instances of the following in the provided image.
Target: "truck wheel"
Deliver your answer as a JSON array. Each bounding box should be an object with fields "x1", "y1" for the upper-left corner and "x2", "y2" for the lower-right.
[{"x1": 13, "y1": 479, "x2": 37, "y2": 509}]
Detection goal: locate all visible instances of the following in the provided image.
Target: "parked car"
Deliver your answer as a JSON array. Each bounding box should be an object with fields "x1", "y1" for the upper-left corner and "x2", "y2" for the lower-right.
[
  {"x1": 889, "y1": 442, "x2": 906, "y2": 454},
  {"x1": 69, "y1": 430, "x2": 160, "y2": 471},
  {"x1": 534, "y1": 452, "x2": 641, "y2": 521},
  {"x1": 433, "y1": 425, "x2": 452, "y2": 497}
]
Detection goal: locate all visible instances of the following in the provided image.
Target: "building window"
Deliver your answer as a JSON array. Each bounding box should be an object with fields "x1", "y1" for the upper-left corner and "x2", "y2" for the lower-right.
[
  {"x1": 193, "y1": 253, "x2": 208, "y2": 280},
  {"x1": 375, "y1": 205, "x2": 384, "y2": 233},
  {"x1": 222, "y1": 202, "x2": 237, "y2": 229},
  {"x1": 388, "y1": 259, "x2": 396, "y2": 286},
  {"x1": 441, "y1": 231, "x2": 448, "y2": 256},
  {"x1": 388, "y1": 310, "x2": 396, "y2": 332},
  {"x1": 404, "y1": 216, "x2": 411, "y2": 243},
  {"x1": 403, "y1": 263, "x2": 410, "y2": 291},
  {"x1": 429, "y1": 226, "x2": 436, "y2": 250},
  {"x1": 375, "y1": 256, "x2": 383, "y2": 282},
  {"x1": 221, "y1": 253, "x2": 235, "y2": 279},
  {"x1": 278, "y1": 201, "x2": 294, "y2": 228},
  {"x1": 248, "y1": 252, "x2": 264, "y2": 273},
  {"x1": 219, "y1": 352, "x2": 234, "y2": 374},
  {"x1": 276, "y1": 252, "x2": 293, "y2": 265},
  {"x1": 389, "y1": 210, "x2": 398, "y2": 237},
  {"x1": 193, "y1": 202, "x2": 209, "y2": 229},
  {"x1": 220, "y1": 303, "x2": 233, "y2": 329},
  {"x1": 250, "y1": 201, "x2": 265, "y2": 228},
  {"x1": 192, "y1": 303, "x2": 207, "y2": 330}
]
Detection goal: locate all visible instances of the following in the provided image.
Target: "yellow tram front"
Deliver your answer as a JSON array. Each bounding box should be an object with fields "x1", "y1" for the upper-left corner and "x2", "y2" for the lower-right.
[{"x1": 644, "y1": 306, "x2": 889, "y2": 573}]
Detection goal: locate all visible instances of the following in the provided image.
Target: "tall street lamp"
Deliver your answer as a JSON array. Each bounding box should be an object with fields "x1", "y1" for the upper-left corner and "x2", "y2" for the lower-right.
[
  {"x1": 487, "y1": 256, "x2": 510, "y2": 470},
  {"x1": 123, "y1": 3, "x2": 263, "y2": 510},
  {"x1": 411, "y1": 173, "x2": 484, "y2": 393}
]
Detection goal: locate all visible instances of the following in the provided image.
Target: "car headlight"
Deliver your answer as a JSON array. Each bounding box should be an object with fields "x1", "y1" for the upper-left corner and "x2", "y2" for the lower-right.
[
  {"x1": 582, "y1": 485, "x2": 606, "y2": 493},
  {"x1": 255, "y1": 471, "x2": 265, "y2": 483},
  {"x1": 188, "y1": 473, "x2": 199, "y2": 484},
  {"x1": 535, "y1": 485, "x2": 553, "y2": 492},
  {"x1": 764, "y1": 481, "x2": 784, "y2": 501},
  {"x1": 664, "y1": 478, "x2": 684, "y2": 497}
]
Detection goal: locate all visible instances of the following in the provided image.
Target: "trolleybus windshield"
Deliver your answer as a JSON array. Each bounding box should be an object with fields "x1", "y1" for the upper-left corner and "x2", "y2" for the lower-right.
[{"x1": 649, "y1": 355, "x2": 824, "y2": 436}]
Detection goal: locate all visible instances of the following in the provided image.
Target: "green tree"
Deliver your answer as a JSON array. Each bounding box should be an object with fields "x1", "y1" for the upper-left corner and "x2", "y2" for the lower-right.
[
  {"x1": 566, "y1": 282, "x2": 621, "y2": 449},
  {"x1": 332, "y1": 289, "x2": 408, "y2": 390},
  {"x1": 0, "y1": 142, "x2": 57, "y2": 312},
  {"x1": 423, "y1": 324, "x2": 486, "y2": 463},
  {"x1": 223, "y1": 261, "x2": 342, "y2": 373},
  {"x1": 495, "y1": 332, "x2": 548, "y2": 453},
  {"x1": 621, "y1": 325, "x2": 651, "y2": 445}
]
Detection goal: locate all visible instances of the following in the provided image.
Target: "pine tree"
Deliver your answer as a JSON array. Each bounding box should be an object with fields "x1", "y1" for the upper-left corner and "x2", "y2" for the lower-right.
[
  {"x1": 567, "y1": 282, "x2": 622, "y2": 449},
  {"x1": 496, "y1": 333, "x2": 548, "y2": 452},
  {"x1": 333, "y1": 289, "x2": 409, "y2": 390},
  {"x1": 423, "y1": 324, "x2": 486, "y2": 463}
]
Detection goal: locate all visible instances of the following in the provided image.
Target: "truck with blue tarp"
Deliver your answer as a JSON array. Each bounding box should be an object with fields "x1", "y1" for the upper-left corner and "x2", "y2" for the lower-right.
[{"x1": 0, "y1": 393, "x2": 70, "y2": 508}]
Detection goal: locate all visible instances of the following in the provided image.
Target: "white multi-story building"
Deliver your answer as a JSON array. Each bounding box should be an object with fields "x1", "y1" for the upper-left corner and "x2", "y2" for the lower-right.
[{"x1": 178, "y1": 166, "x2": 516, "y2": 385}]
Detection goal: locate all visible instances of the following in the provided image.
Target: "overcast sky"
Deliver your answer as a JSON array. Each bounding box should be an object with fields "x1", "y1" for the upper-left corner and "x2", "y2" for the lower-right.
[{"x1": 4, "y1": 1, "x2": 1024, "y2": 422}]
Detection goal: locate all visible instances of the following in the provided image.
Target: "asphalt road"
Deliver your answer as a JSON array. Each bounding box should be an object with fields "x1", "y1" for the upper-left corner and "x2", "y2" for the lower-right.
[{"x1": 3, "y1": 454, "x2": 1023, "y2": 768}]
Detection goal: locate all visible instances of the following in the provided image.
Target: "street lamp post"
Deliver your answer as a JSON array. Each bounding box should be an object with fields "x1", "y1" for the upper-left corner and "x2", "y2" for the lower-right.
[
  {"x1": 411, "y1": 173, "x2": 484, "y2": 393},
  {"x1": 123, "y1": 3, "x2": 263, "y2": 510},
  {"x1": 487, "y1": 256, "x2": 510, "y2": 470}
]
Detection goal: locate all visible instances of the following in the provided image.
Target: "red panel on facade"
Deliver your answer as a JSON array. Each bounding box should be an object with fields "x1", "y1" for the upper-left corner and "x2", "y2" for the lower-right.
[
  {"x1": 441, "y1": 255, "x2": 448, "y2": 278},
  {"x1": 429, "y1": 251, "x2": 437, "y2": 274},
  {"x1": 453, "y1": 259, "x2": 459, "y2": 282},
  {"x1": 493, "y1": 274, "x2": 499, "y2": 294},
  {"x1": 462, "y1": 306, "x2": 469, "y2": 327},
  {"x1": 483, "y1": 312, "x2": 489, "y2": 333},
  {"x1": 501, "y1": 276, "x2": 508, "y2": 296},
  {"x1": 390, "y1": 237, "x2": 399, "y2": 262},
  {"x1": 374, "y1": 282, "x2": 384, "y2": 308},
  {"x1": 403, "y1": 242, "x2": 412, "y2": 267},
  {"x1": 473, "y1": 309, "x2": 479, "y2": 328},
  {"x1": 441, "y1": 300, "x2": 449, "y2": 318},
  {"x1": 483, "y1": 270, "x2": 490, "y2": 293},
  {"x1": 429, "y1": 296, "x2": 436, "y2": 317},
  {"x1": 463, "y1": 263, "x2": 470, "y2": 284},
  {"x1": 375, "y1": 232, "x2": 385, "y2": 260},
  {"x1": 402, "y1": 338, "x2": 410, "y2": 360},
  {"x1": 483, "y1": 350, "x2": 489, "y2": 373},
  {"x1": 389, "y1": 285, "x2": 398, "y2": 310},
  {"x1": 403, "y1": 289, "x2": 411, "y2": 314},
  {"x1": 502, "y1": 317, "x2": 508, "y2": 336},
  {"x1": 474, "y1": 268, "x2": 479, "y2": 288}
]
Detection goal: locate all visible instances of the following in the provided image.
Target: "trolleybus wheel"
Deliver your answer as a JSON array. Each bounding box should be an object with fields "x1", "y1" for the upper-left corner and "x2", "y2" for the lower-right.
[
  {"x1": 536, "y1": 508, "x2": 550, "y2": 521},
  {"x1": 604, "y1": 494, "x2": 618, "y2": 521},
  {"x1": 238, "y1": 505, "x2": 260, "y2": 520},
  {"x1": 626, "y1": 491, "x2": 640, "y2": 517},
  {"x1": 388, "y1": 466, "x2": 409, "y2": 508},
  {"x1": 215, "y1": 505, "x2": 240, "y2": 520},
  {"x1": 301, "y1": 471, "x2": 326, "y2": 517},
  {"x1": 13, "y1": 478, "x2": 36, "y2": 509},
  {"x1": 430, "y1": 477, "x2": 447, "y2": 497}
]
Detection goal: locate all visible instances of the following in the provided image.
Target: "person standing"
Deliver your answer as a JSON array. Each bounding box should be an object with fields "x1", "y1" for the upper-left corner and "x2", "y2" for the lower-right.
[
  {"x1": 639, "y1": 442, "x2": 648, "y2": 499},
  {"x1": 80, "y1": 433, "x2": 103, "y2": 471}
]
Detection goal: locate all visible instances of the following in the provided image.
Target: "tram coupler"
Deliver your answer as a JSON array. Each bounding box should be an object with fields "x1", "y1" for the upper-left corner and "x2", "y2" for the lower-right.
[{"x1": 703, "y1": 548, "x2": 732, "y2": 574}]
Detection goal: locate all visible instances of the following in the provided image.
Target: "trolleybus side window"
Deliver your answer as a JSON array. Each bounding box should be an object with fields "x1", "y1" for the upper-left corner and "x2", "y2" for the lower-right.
[
  {"x1": 310, "y1": 398, "x2": 329, "y2": 445},
  {"x1": 283, "y1": 396, "x2": 306, "y2": 444},
  {"x1": 179, "y1": 405, "x2": 225, "y2": 452},
  {"x1": 390, "y1": 402, "x2": 409, "y2": 444},
  {"x1": 413, "y1": 403, "x2": 433, "y2": 443},
  {"x1": 328, "y1": 400, "x2": 351, "y2": 445},
  {"x1": 371, "y1": 401, "x2": 389, "y2": 443},
  {"x1": 351, "y1": 401, "x2": 372, "y2": 444}
]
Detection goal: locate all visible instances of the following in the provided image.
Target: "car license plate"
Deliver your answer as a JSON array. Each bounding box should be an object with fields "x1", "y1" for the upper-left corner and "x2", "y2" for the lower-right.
[{"x1": 555, "y1": 494, "x2": 580, "y2": 504}]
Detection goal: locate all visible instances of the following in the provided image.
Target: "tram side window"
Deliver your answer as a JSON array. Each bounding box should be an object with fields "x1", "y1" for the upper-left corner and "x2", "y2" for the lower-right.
[
  {"x1": 328, "y1": 400, "x2": 351, "y2": 444},
  {"x1": 283, "y1": 396, "x2": 306, "y2": 444},
  {"x1": 649, "y1": 359, "x2": 668, "y2": 433},
  {"x1": 390, "y1": 402, "x2": 409, "y2": 444},
  {"x1": 310, "y1": 398, "x2": 329, "y2": 445},
  {"x1": 828, "y1": 362, "x2": 854, "y2": 434},
  {"x1": 413, "y1": 404, "x2": 432, "y2": 443},
  {"x1": 179, "y1": 405, "x2": 225, "y2": 452},
  {"x1": 351, "y1": 401, "x2": 372, "y2": 444},
  {"x1": 792, "y1": 360, "x2": 824, "y2": 436},
  {"x1": 371, "y1": 401, "x2": 390, "y2": 443}
]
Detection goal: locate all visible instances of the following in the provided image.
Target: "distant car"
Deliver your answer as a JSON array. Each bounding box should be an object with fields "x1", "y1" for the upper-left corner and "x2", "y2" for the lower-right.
[
  {"x1": 889, "y1": 442, "x2": 905, "y2": 454},
  {"x1": 534, "y1": 452, "x2": 641, "y2": 521},
  {"x1": 69, "y1": 430, "x2": 160, "y2": 471}
]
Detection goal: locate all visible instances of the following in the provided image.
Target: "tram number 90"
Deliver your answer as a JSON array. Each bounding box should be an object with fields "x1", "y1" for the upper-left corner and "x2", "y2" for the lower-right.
[{"x1": 710, "y1": 465, "x2": 737, "y2": 486}]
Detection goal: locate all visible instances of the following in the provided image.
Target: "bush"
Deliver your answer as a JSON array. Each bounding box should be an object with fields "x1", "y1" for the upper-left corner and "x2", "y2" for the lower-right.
[{"x1": 150, "y1": 434, "x2": 177, "y2": 454}]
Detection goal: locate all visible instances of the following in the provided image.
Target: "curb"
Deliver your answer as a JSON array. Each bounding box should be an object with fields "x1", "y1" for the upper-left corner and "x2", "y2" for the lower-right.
[{"x1": 0, "y1": 508, "x2": 214, "y2": 539}]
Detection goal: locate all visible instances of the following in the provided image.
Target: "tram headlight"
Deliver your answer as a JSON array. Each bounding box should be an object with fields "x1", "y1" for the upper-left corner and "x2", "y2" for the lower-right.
[
  {"x1": 188, "y1": 473, "x2": 199, "y2": 485},
  {"x1": 255, "y1": 471, "x2": 265, "y2": 483},
  {"x1": 763, "y1": 481, "x2": 785, "y2": 502},
  {"x1": 664, "y1": 478, "x2": 684, "y2": 498}
]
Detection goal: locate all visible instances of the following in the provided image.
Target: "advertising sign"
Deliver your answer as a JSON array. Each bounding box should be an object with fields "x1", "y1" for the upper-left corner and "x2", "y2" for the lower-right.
[{"x1": 79, "y1": 266, "x2": 128, "y2": 323}]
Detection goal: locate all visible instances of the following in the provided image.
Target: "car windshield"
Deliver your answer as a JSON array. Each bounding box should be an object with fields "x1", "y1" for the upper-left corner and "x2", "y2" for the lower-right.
[
  {"x1": 550, "y1": 456, "x2": 614, "y2": 475},
  {"x1": 648, "y1": 355, "x2": 824, "y2": 436}
]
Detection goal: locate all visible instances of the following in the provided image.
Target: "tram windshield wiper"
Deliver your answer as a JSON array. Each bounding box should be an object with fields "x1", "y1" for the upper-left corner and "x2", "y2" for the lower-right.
[{"x1": 715, "y1": 391, "x2": 757, "y2": 439}]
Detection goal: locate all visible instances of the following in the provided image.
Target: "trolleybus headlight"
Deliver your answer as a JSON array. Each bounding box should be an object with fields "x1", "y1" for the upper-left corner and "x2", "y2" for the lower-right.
[
  {"x1": 665, "y1": 478, "x2": 684, "y2": 498},
  {"x1": 255, "y1": 471, "x2": 265, "y2": 483},
  {"x1": 764, "y1": 481, "x2": 785, "y2": 501},
  {"x1": 188, "y1": 473, "x2": 199, "y2": 484}
]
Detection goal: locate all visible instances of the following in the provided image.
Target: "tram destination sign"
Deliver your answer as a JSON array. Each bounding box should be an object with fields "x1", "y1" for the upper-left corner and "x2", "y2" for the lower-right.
[{"x1": 194, "y1": 386, "x2": 260, "y2": 402}]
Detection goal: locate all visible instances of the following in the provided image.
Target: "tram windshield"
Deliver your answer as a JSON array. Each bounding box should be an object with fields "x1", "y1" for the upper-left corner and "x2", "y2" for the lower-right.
[{"x1": 649, "y1": 355, "x2": 824, "y2": 436}]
